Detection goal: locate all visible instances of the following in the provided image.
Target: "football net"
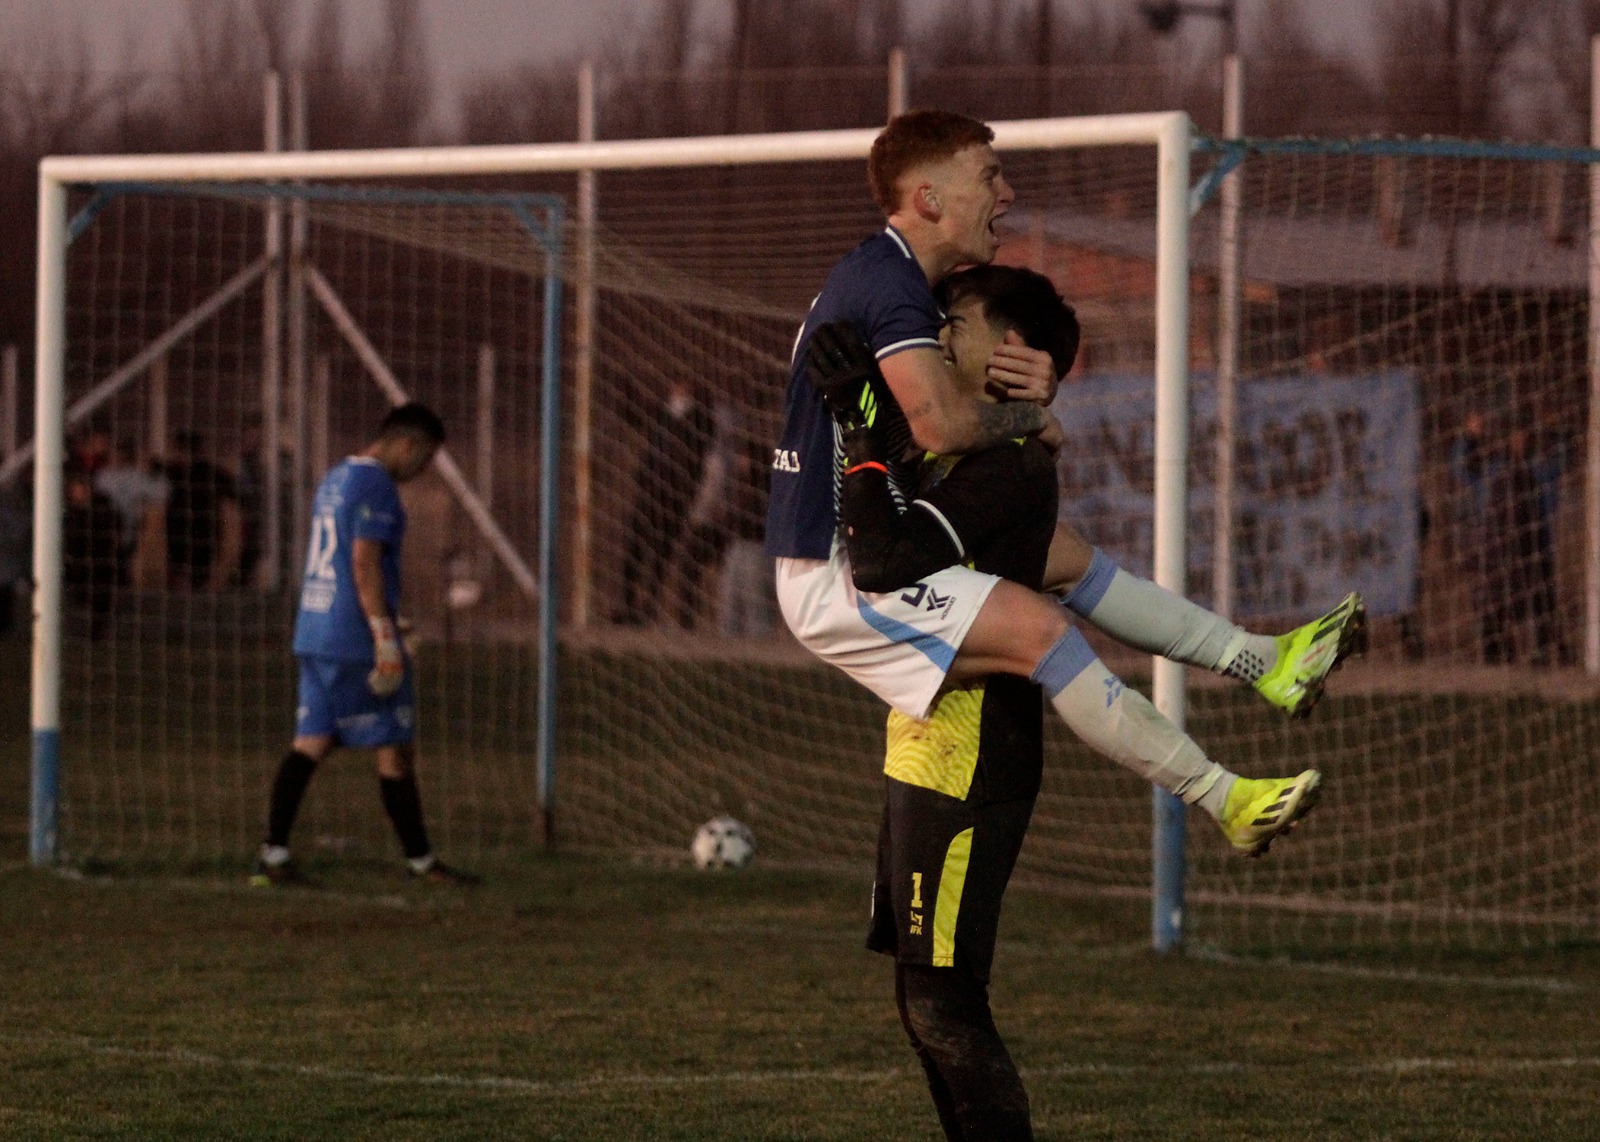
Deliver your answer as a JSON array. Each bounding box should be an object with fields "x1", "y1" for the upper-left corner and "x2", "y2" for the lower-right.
[{"x1": 26, "y1": 120, "x2": 1600, "y2": 951}]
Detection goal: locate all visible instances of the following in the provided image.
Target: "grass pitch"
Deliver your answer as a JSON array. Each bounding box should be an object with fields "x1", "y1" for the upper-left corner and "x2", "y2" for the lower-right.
[{"x1": 3, "y1": 853, "x2": 1599, "y2": 1140}]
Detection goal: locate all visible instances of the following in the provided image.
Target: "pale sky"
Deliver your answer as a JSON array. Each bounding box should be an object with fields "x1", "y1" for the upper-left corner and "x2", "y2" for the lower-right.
[{"x1": 0, "y1": 0, "x2": 1374, "y2": 132}]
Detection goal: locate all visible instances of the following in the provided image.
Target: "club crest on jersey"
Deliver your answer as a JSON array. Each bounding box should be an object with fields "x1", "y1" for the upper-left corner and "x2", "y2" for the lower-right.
[{"x1": 899, "y1": 581, "x2": 956, "y2": 618}]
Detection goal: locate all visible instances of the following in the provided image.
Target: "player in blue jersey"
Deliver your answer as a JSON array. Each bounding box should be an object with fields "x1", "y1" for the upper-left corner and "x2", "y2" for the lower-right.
[
  {"x1": 768, "y1": 111, "x2": 1363, "y2": 844},
  {"x1": 251, "y1": 403, "x2": 477, "y2": 887}
]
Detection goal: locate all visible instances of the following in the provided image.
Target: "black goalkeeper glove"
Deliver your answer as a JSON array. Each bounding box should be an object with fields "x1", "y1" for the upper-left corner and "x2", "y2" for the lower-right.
[
  {"x1": 805, "y1": 321, "x2": 884, "y2": 434},
  {"x1": 805, "y1": 321, "x2": 888, "y2": 468}
]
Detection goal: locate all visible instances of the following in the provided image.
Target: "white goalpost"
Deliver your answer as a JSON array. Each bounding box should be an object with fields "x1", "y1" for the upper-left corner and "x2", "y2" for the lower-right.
[
  {"x1": 28, "y1": 105, "x2": 1600, "y2": 951},
  {"x1": 29, "y1": 112, "x2": 1197, "y2": 942}
]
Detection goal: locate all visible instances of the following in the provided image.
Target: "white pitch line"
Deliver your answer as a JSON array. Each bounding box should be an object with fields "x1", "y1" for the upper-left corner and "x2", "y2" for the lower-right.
[
  {"x1": 1188, "y1": 946, "x2": 1585, "y2": 994},
  {"x1": 8, "y1": 1033, "x2": 1600, "y2": 1097}
]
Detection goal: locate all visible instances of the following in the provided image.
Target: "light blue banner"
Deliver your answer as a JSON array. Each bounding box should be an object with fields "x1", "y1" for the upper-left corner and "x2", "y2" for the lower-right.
[{"x1": 1052, "y1": 372, "x2": 1419, "y2": 621}]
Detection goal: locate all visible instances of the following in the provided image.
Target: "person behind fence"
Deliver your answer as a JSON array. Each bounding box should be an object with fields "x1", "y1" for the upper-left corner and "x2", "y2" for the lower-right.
[
  {"x1": 164, "y1": 429, "x2": 240, "y2": 591},
  {"x1": 717, "y1": 421, "x2": 775, "y2": 637},
  {"x1": 0, "y1": 478, "x2": 31, "y2": 639},
  {"x1": 615, "y1": 377, "x2": 715, "y2": 626},
  {"x1": 94, "y1": 437, "x2": 168, "y2": 587},
  {"x1": 250, "y1": 402, "x2": 478, "y2": 888},
  {"x1": 64, "y1": 460, "x2": 120, "y2": 640},
  {"x1": 676, "y1": 394, "x2": 740, "y2": 629},
  {"x1": 233, "y1": 415, "x2": 267, "y2": 588},
  {"x1": 1481, "y1": 413, "x2": 1570, "y2": 667}
]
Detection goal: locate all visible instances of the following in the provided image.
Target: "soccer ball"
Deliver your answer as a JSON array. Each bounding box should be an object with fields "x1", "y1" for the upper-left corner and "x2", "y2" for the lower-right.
[{"x1": 690, "y1": 816, "x2": 756, "y2": 870}]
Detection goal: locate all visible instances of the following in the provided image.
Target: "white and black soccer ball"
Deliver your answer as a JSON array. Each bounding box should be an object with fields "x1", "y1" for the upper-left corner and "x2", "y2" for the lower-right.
[{"x1": 690, "y1": 816, "x2": 756, "y2": 870}]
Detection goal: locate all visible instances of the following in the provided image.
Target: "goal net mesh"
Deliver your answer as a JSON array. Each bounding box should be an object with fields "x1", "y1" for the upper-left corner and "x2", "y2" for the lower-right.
[{"x1": 41, "y1": 135, "x2": 1599, "y2": 949}]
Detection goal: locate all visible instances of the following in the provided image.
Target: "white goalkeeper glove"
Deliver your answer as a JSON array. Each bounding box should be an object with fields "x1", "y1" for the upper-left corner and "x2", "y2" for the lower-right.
[
  {"x1": 367, "y1": 615, "x2": 405, "y2": 697},
  {"x1": 396, "y1": 615, "x2": 419, "y2": 660}
]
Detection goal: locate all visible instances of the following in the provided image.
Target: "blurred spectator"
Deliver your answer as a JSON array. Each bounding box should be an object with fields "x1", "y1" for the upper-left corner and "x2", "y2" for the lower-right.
[
  {"x1": 677, "y1": 397, "x2": 737, "y2": 629},
  {"x1": 94, "y1": 437, "x2": 168, "y2": 586},
  {"x1": 1458, "y1": 409, "x2": 1572, "y2": 667},
  {"x1": 71, "y1": 427, "x2": 112, "y2": 477},
  {"x1": 1498, "y1": 416, "x2": 1570, "y2": 667},
  {"x1": 614, "y1": 379, "x2": 715, "y2": 626},
  {"x1": 234, "y1": 416, "x2": 266, "y2": 588},
  {"x1": 1449, "y1": 409, "x2": 1499, "y2": 662},
  {"x1": 717, "y1": 427, "x2": 774, "y2": 637},
  {"x1": 65, "y1": 463, "x2": 119, "y2": 639},
  {"x1": 1395, "y1": 492, "x2": 1430, "y2": 662},
  {"x1": 165, "y1": 430, "x2": 240, "y2": 591},
  {"x1": 0, "y1": 480, "x2": 30, "y2": 638}
]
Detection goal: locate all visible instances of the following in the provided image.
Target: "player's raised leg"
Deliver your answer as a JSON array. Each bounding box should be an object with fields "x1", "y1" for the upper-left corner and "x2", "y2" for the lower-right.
[
  {"x1": 955, "y1": 582, "x2": 1320, "y2": 855},
  {"x1": 1047, "y1": 527, "x2": 1368, "y2": 720}
]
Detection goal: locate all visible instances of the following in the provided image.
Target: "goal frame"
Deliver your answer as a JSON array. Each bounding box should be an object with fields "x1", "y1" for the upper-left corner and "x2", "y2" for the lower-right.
[{"x1": 31, "y1": 112, "x2": 1196, "y2": 950}]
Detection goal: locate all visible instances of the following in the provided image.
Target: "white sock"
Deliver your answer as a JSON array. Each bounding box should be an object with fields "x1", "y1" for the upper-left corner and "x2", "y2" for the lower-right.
[
  {"x1": 1031, "y1": 628, "x2": 1234, "y2": 817},
  {"x1": 408, "y1": 854, "x2": 436, "y2": 874},
  {"x1": 259, "y1": 844, "x2": 291, "y2": 868},
  {"x1": 1061, "y1": 549, "x2": 1277, "y2": 679}
]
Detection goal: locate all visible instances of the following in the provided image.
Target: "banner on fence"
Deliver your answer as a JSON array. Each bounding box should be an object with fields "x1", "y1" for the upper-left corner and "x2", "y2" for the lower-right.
[{"x1": 1052, "y1": 371, "x2": 1419, "y2": 620}]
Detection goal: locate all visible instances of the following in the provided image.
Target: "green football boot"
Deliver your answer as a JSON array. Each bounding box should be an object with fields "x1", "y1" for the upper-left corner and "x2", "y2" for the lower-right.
[
  {"x1": 1254, "y1": 592, "x2": 1367, "y2": 719},
  {"x1": 1220, "y1": 770, "x2": 1323, "y2": 857}
]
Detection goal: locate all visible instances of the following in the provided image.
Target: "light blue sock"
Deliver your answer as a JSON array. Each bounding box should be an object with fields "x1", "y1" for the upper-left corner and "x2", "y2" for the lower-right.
[
  {"x1": 1061, "y1": 548, "x2": 1274, "y2": 680},
  {"x1": 1032, "y1": 627, "x2": 1230, "y2": 814}
]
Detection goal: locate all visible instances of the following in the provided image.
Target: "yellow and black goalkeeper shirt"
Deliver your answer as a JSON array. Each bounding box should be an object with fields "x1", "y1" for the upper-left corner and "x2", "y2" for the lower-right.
[{"x1": 842, "y1": 435, "x2": 1059, "y2": 805}]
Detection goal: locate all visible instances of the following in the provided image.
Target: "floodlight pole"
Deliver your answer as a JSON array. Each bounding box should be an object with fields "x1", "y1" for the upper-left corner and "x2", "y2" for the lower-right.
[
  {"x1": 1214, "y1": 54, "x2": 1243, "y2": 619},
  {"x1": 1586, "y1": 36, "x2": 1600, "y2": 676},
  {"x1": 888, "y1": 47, "x2": 908, "y2": 119},
  {"x1": 572, "y1": 61, "x2": 597, "y2": 630},
  {"x1": 262, "y1": 70, "x2": 284, "y2": 592}
]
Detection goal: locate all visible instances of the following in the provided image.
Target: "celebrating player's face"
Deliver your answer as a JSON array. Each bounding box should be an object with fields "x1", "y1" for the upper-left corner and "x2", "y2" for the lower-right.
[
  {"x1": 928, "y1": 144, "x2": 1013, "y2": 266},
  {"x1": 940, "y1": 294, "x2": 1006, "y2": 402}
]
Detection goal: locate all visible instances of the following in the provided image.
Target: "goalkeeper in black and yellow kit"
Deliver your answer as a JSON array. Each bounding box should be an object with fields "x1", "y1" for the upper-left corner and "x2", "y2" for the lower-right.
[{"x1": 809, "y1": 264, "x2": 1078, "y2": 1141}]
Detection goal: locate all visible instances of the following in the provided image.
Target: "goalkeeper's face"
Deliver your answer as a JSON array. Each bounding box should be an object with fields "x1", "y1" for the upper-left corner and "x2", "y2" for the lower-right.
[{"x1": 940, "y1": 295, "x2": 1007, "y2": 403}]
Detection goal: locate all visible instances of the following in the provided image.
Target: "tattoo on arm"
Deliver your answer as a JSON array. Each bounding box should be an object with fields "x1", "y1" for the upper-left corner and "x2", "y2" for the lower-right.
[{"x1": 972, "y1": 401, "x2": 1047, "y2": 448}]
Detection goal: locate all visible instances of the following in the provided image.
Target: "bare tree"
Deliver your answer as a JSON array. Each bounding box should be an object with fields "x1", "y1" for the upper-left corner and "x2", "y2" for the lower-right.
[
  {"x1": 368, "y1": 0, "x2": 431, "y2": 146},
  {"x1": 1534, "y1": 0, "x2": 1600, "y2": 142},
  {"x1": 1374, "y1": 0, "x2": 1540, "y2": 138},
  {"x1": 1244, "y1": 0, "x2": 1376, "y2": 137},
  {"x1": 167, "y1": 0, "x2": 271, "y2": 152},
  {"x1": 0, "y1": 31, "x2": 135, "y2": 350}
]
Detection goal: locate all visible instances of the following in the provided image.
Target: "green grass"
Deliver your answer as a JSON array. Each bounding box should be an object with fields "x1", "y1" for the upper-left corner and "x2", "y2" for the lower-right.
[{"x1": 3, "y1": 855, "x2": 1599, "y2": 1140}]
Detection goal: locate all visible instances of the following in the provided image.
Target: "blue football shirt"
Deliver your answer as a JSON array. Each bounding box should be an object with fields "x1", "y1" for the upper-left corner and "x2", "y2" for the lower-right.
[
  {"x1": 764, "y1": 227, "x2": 943, "y2": 560},
  {"x1": 292, "y1": 457, "x2": 406, "y2": 662}
]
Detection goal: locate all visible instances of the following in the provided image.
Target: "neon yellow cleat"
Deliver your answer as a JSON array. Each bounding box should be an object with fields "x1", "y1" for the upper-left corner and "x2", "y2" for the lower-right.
[
  {"x1": 1254, "y1": 592, "x2": 1367, "y2": 719},
  {"x1": 1220, "y1": 770, "x2": 1322, "y2": 857}
]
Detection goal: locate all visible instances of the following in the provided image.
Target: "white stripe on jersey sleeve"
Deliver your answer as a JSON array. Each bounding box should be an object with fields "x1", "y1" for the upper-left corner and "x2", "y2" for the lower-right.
[{"x1": 875, "y1": 337, "x2": 942, "y2": 359}]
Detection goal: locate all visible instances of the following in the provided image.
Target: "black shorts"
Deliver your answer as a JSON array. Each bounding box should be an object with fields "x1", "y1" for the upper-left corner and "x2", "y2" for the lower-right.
[{"x1": 866, "y1": 776, "x2": 1035, "y2": 984}]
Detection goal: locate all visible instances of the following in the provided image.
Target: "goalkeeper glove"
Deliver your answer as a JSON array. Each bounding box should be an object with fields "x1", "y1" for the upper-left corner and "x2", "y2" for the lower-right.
[
  {"x1": 396, "y1": 615, "x2": 419, "y2": 660},
  {"x1": 368, "y1": 616, "x2": 405, "y2": 697},
  {"x1": 806, "y1": 321, "x2": 884, "y2": 434},
  {"x1": 805, "y1": 321, "x2": 889, "y2": 469}
]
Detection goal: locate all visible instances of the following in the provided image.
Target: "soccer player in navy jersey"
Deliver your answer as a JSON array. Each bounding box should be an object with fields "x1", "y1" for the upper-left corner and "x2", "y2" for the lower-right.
[
  {"x1": 767, "y1": 111, "x2": 1362, "y2": 853},
  {"x1": 251, "y1": 403, "x2": 477, "y2": 887}
]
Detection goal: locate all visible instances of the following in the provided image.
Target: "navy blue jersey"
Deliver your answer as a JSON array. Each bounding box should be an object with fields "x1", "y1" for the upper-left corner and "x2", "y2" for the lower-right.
[
  {"x1": 764, "y1": 227, "x2": 942, "y2": 559},
  {"x1": 292, "y1": 457, "x2": 405, "y2": 662}
]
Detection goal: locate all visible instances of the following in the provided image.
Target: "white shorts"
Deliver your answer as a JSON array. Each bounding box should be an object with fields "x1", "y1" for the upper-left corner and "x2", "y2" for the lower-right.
[{"x1": 775, "y1": 537, "x2": 1001, "y2": 720}]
